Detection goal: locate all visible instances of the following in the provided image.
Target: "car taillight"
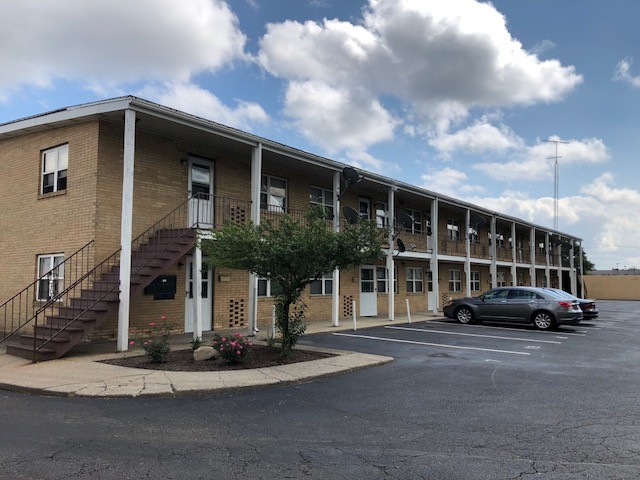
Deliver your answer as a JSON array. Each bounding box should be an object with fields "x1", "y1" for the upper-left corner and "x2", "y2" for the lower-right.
[{"x1": 558, "y1": 301, "x2": 573, "y2": 309}]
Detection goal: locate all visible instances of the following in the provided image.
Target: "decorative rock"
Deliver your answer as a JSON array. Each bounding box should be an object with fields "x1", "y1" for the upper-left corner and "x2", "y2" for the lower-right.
[{"x1": 193, "y1": 346, "x2": 218, "y2": 362}]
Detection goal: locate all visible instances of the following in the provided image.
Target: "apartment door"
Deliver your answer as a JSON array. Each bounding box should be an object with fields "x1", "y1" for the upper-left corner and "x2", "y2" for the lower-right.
[
  {"x1": 360, "y1": 266, "x2": 377, "y2": 316},
  {"x1": 184, "y1": 255, "x2": 213, "y2": 333},
  {"x1": 188, "y1": 157, "x2": 214, "y2": 228}
]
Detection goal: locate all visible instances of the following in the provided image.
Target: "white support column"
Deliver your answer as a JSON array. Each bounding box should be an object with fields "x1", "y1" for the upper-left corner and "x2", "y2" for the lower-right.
[
  {"x1": 194, "y1": 244, "x2": 203, "y2": 341},
  {"x1": 570, "y1": 239, "x2": 577, "y2": 295},
  {"x1": 247, "y1": 143, "x2": 262, "y2": 336},
  {"x1": 545, "y1": 232, "x2": 551, "y2": 287},
  {"x1": 430, "y1": 198, "x2": 439, "y2": 314},
  {"x1": 465, "y1": 209, "x2": 471, "y2": 296},
  {"x1": 331, "y1": 171, "x2": 341, "y2": 327},
  {"x1": 578, "y1": 241, "x2": 584, "y2": 297},
  {"x1": 511, "y1": 222, "x2": 517, "y2": 286},
  {"x1": 557, "y1": 243, "x2": 563, "y2": 291},
  {"x1": 117, "y1": 109, "x2": 136, "y2": 352},
  {"x1": 490, "y1": 216, "x2": 497, "y2": 288},
  {"x1": 530, "y1": 228, "x2": 536, "y2": 286},
  {"x1": 387, "y1": 187, "x2": 396, "y2": 321}
]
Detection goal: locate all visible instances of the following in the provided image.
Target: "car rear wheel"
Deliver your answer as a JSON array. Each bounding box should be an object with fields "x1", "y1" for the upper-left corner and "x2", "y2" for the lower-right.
[
  {"x1": 532, "y1": 311, "x2": 555, "y2": 330},
  {"x1": 455, "y1": 306, "x2": 474, "y2": 324}
]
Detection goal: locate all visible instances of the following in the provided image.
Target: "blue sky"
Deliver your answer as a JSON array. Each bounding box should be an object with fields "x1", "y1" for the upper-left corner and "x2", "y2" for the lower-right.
[{"x1": 2, "y1": 0, "x2": 640, "y2": 270}]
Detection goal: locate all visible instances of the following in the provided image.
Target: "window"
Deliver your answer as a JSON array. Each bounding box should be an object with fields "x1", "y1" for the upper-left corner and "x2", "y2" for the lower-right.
[
  {"x1": 261, "y1": 174, "x2": 287, "y2": 212},
  {"x1": 469, "y1": 226, "x2": 479, "y2": 244},
  {"x1": 449, "y1": 269, "x2": 462, "y2": 292},
  {"x1": 406, "y1": 267, "x2": 424, "y2": 293},
  {"x1": 359, "y1": 197, "x2": 371, "y2": 220},
  {"x1": 517, "y1": 272, "x2": 525, "y2": 286},
  {"x1": 470, "y1": 270, "x2": 480, "y2": 291},
  {"x1": 496, "y1": 231, "x2": 505, "y2": 248},
  {"x1": 37, "y1": 254, "x2": 64, "y2": 301},
  {"x1": 376, "y1": 266, "x2": 398, "y2": 293},
  {"x1": 406, "y1": 209, "x2": 422, "y2": 234},
  {"x1": 427, "y1": 270, "x2": 433, "y2": 292},
  {"x1": 482, "y1": 289, "x2": 510, "y2": 300},
  {"x1": 538, "y1": 242, "x2": 546, "y2": 254},
  {"x1": 497, "y1": 271, "x2": 507, "y2": 287},
  {"x1": 310, "y1": 186, "x2": 333, "y2": 218},
  {"x1": 375, "y1": 202, "x2": 389, "y2": 228},
  {"x1": 310, "y1": 272, "x2": 333, "y2": 295},
  {"x1": 257, "y1": 277, "x2": 282, "y2": 297},
  {"x1": 447, "y1": 219, "x2": 460, "y2": 241},
  {"x1": 41, "y1": 144, "x2": 68, "y2": 194}
]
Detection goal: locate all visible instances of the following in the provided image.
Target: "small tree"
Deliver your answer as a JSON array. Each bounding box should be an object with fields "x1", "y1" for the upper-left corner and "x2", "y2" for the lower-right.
[{"x1": 201, "y1": 206, "x2": 384, "y2": 357}]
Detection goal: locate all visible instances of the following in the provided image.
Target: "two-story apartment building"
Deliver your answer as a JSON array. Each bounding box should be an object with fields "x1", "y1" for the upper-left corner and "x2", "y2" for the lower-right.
[{"x1": 0, "y1": 97, "x2": 583, "y2": 360}]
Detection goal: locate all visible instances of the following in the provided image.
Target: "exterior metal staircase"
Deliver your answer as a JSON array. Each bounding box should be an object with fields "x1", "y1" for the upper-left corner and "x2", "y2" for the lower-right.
[{"x1": 0, "y1": 194, "x2": 250, "y2": 362}]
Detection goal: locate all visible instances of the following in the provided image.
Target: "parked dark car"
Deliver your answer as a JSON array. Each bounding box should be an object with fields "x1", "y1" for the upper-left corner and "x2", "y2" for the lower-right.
[
  {"x1": 443, "y1": 286, "x2": 583, "y2": 330},
  {"x1": 546, "y1": 288, "x2": 599, "y2": 319}
]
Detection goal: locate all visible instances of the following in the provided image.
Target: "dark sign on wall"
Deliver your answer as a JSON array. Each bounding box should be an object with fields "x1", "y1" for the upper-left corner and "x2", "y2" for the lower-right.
[{"x1": 144, "y1": 275, "x2": 177, "y2": 300}]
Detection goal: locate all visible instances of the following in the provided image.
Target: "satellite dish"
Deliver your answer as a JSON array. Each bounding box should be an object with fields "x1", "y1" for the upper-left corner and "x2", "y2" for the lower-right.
[
  {"x1": 397, "y1": 238, "x2": 406, "y2": 253},
  {"x1": 343, "y1": 206, "x2": 360, "y2": 225},
  {"x1": 396, "y1": 212, "x2": 414, "y2": 230},
  {"x1": 470, "y1": 214, "x2": 487, "y2": 227},
  {"x1": 343, "y1": 167, "x2": 363, "y2": 187}
]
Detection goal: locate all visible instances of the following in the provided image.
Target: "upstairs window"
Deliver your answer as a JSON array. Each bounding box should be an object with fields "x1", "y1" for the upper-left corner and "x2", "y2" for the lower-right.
[
  {"x1": 447, "y1": 219, "x2": 460, "y2": 241},
  {"x1": 309, "y1": 186, "x2": 333, "y2": 218},
  {"x1": 406, "y1": 209, "x2": 423, "y2": 234},
  {"x1": 37, "y1": 253, "x2": 64, "y2": 301},
  {"x1": 41, "y1": 144, "x2": 68, "y2": 194},
  {"x1": 375, "y1": 202, "x2": 389, "y2": 228},
  {"x1": 496, "y1": 231, "x2": 505, "y2": 248},
  {"x1": 469, "y1": 226, "x2": 479, "y2": 244},
  {"x1": 261, "y1": 174, "x2": 287, "y2": 213}
]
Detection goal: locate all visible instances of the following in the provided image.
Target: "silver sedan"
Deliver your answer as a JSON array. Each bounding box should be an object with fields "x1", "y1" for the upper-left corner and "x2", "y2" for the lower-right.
[{"x1": 443, "y1": 286, "x2": 583, "y2": 330}]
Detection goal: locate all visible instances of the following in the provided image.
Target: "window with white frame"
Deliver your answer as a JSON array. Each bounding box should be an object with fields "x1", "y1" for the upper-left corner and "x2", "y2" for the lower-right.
[
  {"x1": 309, "y1": 186, "x2": 333, "y2": 218},
  {"x1": 376, "y1": 266, "x2": 398, "y2": 293},
  {"x1": 261, "y1": 174, "x2": 287, "y2": 212},
  {"x1": 517, "y1": 272, "x2": 525, "y2": 286},
  {"x1": 257, "y1": 277, "x2": 283, "y2": 297},
  {"x1": 427, "y1": 270, "x2": 433, "y2": 291},
  {"x1": 41, "y1": 144, "x2": 68, "y2": 194},
  {"x1": 469, "y1": 226, "x2": 479, "y2": 244},
  {"x1": 538, "y1": 242, "x2": 546, "y2": 254},
  {"x1": 375, "y1": 202, "x2": 389, "y2": 228},
  {"x1": 37, "y1": 254, "x2": 64, "y2": 301},
  {"x1": 310, "y1": 272, "x2": 333, "y2": 295},
  {"x1": 406, "y1": 267, "x2": 424, "y2": 293},
  {"x1": 447, "y1": 219, "x2": 461, "y2": 241},
  {"x1": 406, "y1": 209, "x2": 423, "y2": 234},
  {"x1": 449, "y1": 269, "x2": 462, "y2": 292},
  {"x1": 470, "y1": 270, "x2": 481, "y2": 291},
  {"x1": 497, "y1": 271, "x2": 507, "y2": 287}
]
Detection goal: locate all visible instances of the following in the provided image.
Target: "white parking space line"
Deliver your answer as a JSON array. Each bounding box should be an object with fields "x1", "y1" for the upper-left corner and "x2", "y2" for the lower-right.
[
  {"x1": 333, "y1": 332, "x2": 531, "y2": 355},
  {"x1": 385, "y1": 326, "x2": 562, "y2": 344},
  {"x1": 432, "y1": 320, "x2": 586, "y2": 336}
]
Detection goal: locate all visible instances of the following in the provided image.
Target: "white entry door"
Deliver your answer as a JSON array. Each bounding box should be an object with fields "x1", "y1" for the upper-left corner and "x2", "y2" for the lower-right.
[
  {"x1": 360, "y1": 266, "x2": 377, "y2": 316},
  {"x1": 188, "y1": 157, "x2": 214, "y2": 228},
  {"x1": 185, "y1": 255, "x2": 212, "y2": 333}
]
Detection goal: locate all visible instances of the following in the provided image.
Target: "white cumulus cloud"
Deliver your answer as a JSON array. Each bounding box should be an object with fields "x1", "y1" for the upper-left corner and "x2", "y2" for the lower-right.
[
  {"x1": 0, "y1": 0, "x2": 247, "y2": 99},
  {"x1": 613, "y1": 58, "x2": 640, "y2": 88}
]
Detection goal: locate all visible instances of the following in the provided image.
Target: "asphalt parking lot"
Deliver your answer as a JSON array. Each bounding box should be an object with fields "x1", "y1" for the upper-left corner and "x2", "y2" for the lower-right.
[{"x1": 2, "y1": 301, "x2": 640, "y2": 479}]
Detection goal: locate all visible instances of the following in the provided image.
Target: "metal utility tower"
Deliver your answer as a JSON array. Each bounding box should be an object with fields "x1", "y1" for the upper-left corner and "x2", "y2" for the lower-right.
[{"x1": 546, "y1": 138, "x2": 569, "y2": 230}]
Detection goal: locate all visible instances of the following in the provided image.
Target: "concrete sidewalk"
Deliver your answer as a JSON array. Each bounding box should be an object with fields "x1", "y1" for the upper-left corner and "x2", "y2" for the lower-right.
[{"x1": 0, "y1": 313, "x2": 441, "y2": 398}]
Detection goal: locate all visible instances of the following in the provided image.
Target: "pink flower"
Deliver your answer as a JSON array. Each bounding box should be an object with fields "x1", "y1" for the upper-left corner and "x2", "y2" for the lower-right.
[
  {"x1": 220, "y1": 346, "x2": 224, "y2": 351},
  {"x1": 213, "y1": 340, "x2": 218, "y2": 345},
  {"x1": 236, "y1": 350, "x2": 241, "y2": 355},
  {"x1": 161, "y1": 314, "x2": 166, "y2": 321},
  {"x1": 149, "y1": 321, "x2": 156, "y2": 327},
  {"x1": 221, "y1": 337, "x2": 227, "y2": 342},
  {"x1": 129, "y1": 340, "x2": 135, "y2": 346},
  {"x1": 231, "y1": 341, "x2": 237, "y2": 347}
]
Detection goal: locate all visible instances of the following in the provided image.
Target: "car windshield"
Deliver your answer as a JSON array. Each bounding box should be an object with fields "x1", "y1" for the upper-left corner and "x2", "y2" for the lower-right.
[{"x1": 548, "y1": 289, "x2": 578, "y2": 300}]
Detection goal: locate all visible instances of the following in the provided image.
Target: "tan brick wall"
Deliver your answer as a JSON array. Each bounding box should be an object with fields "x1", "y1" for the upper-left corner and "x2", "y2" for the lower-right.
[
  {"x1": 0, "y1": 121, "x2": 99, "y2": 304},
  {"x1": 583, "y1": 275, "x2": 640, "y2": 300}
]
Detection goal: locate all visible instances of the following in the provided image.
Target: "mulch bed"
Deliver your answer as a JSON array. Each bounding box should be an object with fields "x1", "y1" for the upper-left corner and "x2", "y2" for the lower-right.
[{"x1": 100, "y1": 344, "x2": 335, "y2": 372}]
